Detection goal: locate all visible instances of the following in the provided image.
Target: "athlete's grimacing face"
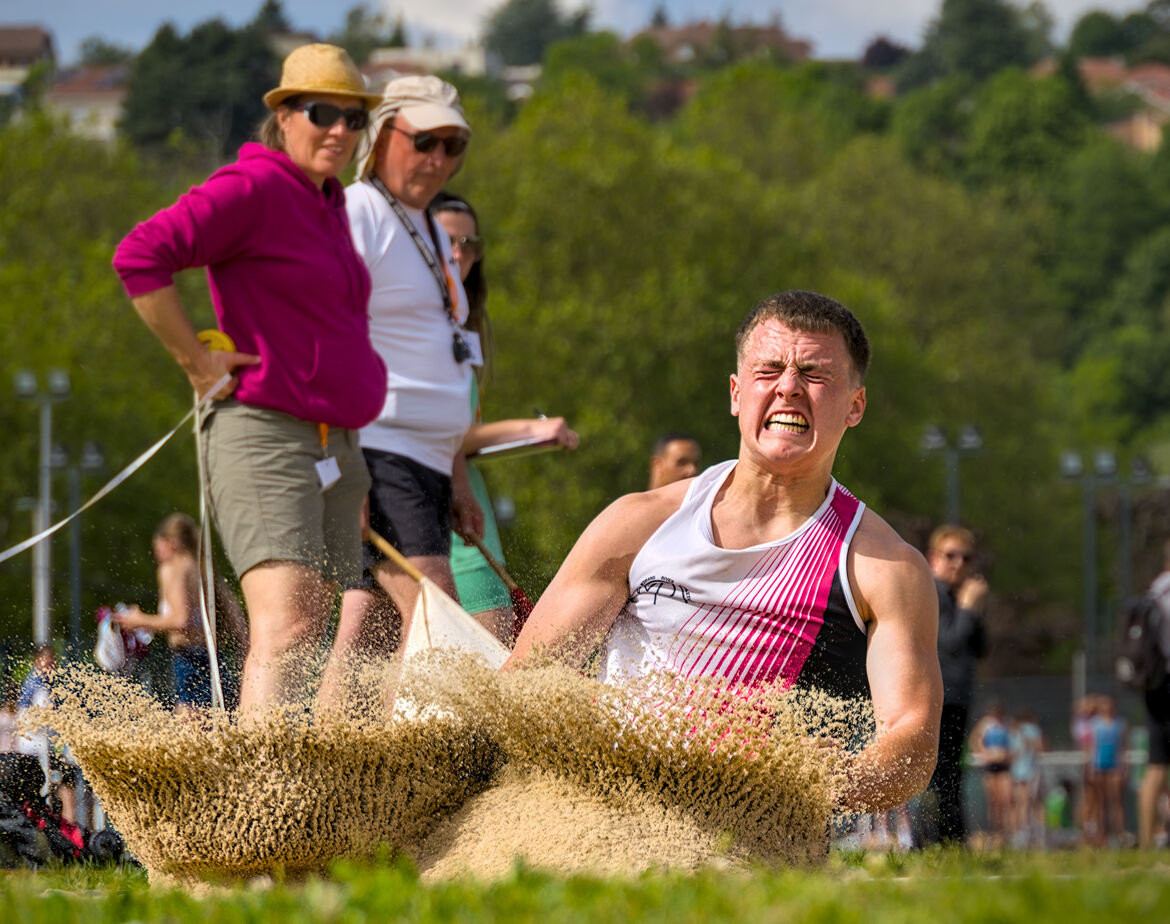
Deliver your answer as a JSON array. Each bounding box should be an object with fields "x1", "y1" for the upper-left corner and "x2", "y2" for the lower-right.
[{"x1": 729, "y1": 320, "x2": 866, "y2": 472}]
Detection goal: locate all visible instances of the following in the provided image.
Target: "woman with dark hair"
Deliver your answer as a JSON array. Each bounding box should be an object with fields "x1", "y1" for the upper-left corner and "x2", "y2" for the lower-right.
[
  {"x1": 113, "y1": 44, "x2": 386, "y2": 712},
  {"x1": 430, "y1": 192, "x2": 579, "y2": 642},
  {"x1": 115, "y1": 513, "x2": 248, "y2": 711}
]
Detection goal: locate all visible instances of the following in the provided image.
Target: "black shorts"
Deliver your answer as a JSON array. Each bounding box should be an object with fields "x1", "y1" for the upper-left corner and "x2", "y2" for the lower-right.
[
  {"x1": 1146, "y1": 678, "x2": 1170, "y2": 765},
  {"x1": 358, "y1": 449, "x2": 452, "y2": 588}
]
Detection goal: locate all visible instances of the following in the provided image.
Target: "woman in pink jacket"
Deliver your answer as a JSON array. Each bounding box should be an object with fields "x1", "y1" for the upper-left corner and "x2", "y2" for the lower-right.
[{"x1": 113, "y1": 45, "x2": 386, "y2": 713}]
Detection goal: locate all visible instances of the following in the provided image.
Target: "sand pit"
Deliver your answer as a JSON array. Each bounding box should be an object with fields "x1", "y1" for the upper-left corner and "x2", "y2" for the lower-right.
[
  {"x1": 34, "y1": 655, "x2": 871, "y2": 885},
  {"x1": 37, "y1": 658, "x2": 500, "y2": 885},
  {"x1": 413, "y1": 764, "x2": 746, "y2": 880}
]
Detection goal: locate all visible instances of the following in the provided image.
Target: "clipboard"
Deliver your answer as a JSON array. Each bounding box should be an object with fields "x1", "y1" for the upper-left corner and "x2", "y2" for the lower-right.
[{"x1": 466, "y1": 436, "x2": 562, "y2": 462}]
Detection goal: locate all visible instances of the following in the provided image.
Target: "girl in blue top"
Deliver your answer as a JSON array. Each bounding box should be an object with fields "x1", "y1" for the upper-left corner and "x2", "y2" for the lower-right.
[
  {"x1": 970, "y1": 703, "x2": 1013, "y2": 845},
  {"x1": 1088, "y1": 696, "x2": 1127, "y2": 845}
]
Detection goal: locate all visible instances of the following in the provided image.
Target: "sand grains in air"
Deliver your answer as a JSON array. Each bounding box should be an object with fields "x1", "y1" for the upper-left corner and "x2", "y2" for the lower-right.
[{"x1": 32, "y1": 652, "x2": 871, "y2": 883}]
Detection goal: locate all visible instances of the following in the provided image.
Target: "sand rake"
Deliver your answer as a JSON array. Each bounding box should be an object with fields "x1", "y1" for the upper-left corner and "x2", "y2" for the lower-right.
[
  {"x1": 461, "y1": 534, "x2": 535, "y2": 643},
  {"x1": 367, "y1": 530, "x2": 510, "y2": 669}
]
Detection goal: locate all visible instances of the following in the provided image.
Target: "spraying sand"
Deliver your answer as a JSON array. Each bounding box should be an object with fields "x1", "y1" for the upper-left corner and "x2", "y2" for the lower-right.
[{"x1": 33, "y1": 653, "x2": 872, "y2": 884}]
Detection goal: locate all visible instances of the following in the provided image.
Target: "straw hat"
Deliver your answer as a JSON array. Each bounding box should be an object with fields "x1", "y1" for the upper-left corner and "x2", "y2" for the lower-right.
[{"x1": 263, "y1": 43, "x2": 381, "y2": 110}]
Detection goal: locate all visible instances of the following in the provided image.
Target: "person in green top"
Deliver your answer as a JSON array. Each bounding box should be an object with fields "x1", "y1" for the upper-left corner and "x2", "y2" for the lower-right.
[{"x1": 431, "y1": 192, "x2": 579, "y2": 643}]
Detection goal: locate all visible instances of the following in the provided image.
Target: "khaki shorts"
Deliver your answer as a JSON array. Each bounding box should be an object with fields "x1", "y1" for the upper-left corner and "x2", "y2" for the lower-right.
[{"x1": 201, "y1": 401, "x2": 370, "y2": 585}]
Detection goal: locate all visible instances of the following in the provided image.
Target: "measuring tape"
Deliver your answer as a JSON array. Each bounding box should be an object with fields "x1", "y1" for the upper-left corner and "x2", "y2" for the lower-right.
[{"x1": 197, "y1": 329, "x2": 236, "y2": 353}]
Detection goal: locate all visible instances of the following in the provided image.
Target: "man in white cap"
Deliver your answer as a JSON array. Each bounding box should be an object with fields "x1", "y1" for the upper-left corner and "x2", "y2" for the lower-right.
[{"x1": 322, "y1": 76, "x2": 482, "y2": 697}]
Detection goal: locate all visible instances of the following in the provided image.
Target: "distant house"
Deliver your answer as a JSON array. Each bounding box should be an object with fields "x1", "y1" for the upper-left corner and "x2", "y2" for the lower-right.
[
  {"x1": 634, "y1": 20, "x2": 812, "y2": 66},
  {"x1": 0, "y1": 24, "x2": 55, "y2": 99},
  {"x1": 360, "y1": 44, "x2": 495, "y2": 95},
  {"x1": 1032, "y1": 56, "x2": 1170, "y2": 151},
  {"x1": 43, "y1": 65, "x2": 128, "y2": 142}
]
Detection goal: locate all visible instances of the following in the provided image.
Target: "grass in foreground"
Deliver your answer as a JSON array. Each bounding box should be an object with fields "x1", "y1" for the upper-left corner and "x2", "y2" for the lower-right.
[{"x1": 2, "y1": 848, "x2": 1169, "y2": 923}]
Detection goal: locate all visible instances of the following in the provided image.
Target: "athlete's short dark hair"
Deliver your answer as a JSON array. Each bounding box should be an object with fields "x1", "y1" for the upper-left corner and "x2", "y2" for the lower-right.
[
  {"x1": 652, "y1": 431, "x2": 699, "y2": 458},
  {"x1": 735, "y1": 290, "x2": 870, "y2": 382}
]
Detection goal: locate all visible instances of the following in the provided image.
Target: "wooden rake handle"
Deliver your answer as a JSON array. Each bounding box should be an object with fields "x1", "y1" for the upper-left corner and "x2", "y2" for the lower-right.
[
  {"x1": 462, "y1": 533, "x2": 520, "y2": 592},
  {"x1": 367, "y1": 529, "x2": 427, "y2": 583}
]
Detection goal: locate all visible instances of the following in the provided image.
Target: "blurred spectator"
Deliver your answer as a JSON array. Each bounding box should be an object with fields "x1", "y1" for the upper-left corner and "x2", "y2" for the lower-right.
[
  {"x1": 1088, "y1": 695, "x2": 1128, "y2": 846},
  {"x1": 1010, "y1": 710, "x2": 1045, "y2": 847},
  {"x1": 114, "y1": 513, "x2": 248, "y2": 711},
  {"x1": 433, "y1": 191, "x2": 579, "y2": 643},
  {"x1": 0, "y1": 674, "x2": 17, "y2": 752},
  {"x1": 920, "y1": 524, "x2": 988, "y2": 845},
  {"x1": 1071, "y1": 694, "x2": 1099, "y2": 842},
  {"x1": 14, "y1": 647, "x2": 78, "y2": 823},
  {"x1": 648, "y1": 432, "x2": 702, "y2": 490},
  {"x1": 1139, "y1": 540, "x2": 1170, "y2": 847},
  {"x1": 969, "y1": 702, "x2": 1012, "y2": 846}
]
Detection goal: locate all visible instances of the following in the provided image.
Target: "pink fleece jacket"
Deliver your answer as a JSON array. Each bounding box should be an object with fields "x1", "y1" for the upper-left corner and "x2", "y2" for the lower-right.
[{"x1": 114, "y1": 143, "x2": 386, "y2": 430}]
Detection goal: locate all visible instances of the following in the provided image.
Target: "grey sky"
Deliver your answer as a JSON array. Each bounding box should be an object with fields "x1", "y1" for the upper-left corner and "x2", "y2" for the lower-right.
[{"x1": 0, "y1": 0, "x2": 1145, "y2": 66}]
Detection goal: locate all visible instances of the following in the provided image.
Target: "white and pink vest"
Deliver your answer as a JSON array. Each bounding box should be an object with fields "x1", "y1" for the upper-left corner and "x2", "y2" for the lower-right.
[{"x1": 600, "y1": 460, "x2": 871, "y2": 700}]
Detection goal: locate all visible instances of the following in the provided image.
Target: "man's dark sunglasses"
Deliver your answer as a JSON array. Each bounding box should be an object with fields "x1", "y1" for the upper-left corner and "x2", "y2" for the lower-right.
[
  {"x1": 391, "y1": 125, "x2": 469, "y2": 158},
  {"x1": 292, "y1": 101, "x2": 369, "y2": 132}
]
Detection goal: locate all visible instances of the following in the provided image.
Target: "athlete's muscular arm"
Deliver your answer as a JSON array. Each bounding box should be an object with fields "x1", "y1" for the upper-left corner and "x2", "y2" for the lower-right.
[
  {"x1": 835, "y1": 511, "x2": 942, "y2": 812},
  {"x1": 503, "y1": 484, "x2": 687, "y2": 671}
]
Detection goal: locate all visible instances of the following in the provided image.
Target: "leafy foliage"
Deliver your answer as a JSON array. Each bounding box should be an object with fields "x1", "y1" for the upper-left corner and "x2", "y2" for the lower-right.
[
  {"x1": 119, "y1": 15, "x2": 278, "y2": 158},
  {"x1": 484, "y1": 0, "x2": 591, "y2": 67}
]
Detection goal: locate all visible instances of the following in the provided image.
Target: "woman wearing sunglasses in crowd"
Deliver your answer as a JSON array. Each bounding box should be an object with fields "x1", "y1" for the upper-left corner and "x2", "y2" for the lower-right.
[
  {"x1": 431, "y1": 192, "x2": 579, "y2": 644},
  {"x1": 113, "y1": 45, "x2": 386, "y2": 714}
]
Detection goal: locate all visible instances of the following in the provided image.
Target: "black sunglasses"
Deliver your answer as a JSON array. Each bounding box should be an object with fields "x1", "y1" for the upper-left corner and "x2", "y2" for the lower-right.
[
  {"x1": 391, "y1": 125, "x2": 469, "y2": 158},
  {"x1": 292, "y1": 101, "x2": 369, "y2": 132}
]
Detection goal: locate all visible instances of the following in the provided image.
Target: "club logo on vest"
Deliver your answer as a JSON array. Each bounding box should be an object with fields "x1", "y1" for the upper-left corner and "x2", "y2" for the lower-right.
[{"x1": 636, "y1": 576, "x2": 692, "y2": 605}]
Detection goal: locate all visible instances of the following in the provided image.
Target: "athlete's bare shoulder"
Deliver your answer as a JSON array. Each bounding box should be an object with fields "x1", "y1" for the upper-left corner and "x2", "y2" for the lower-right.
[
  {"x1": 846, "y1": 508, "x2": 934, "y2": 626},
  {"x1": 586, "y1": 477, "x2": 693, "y2": 560}
]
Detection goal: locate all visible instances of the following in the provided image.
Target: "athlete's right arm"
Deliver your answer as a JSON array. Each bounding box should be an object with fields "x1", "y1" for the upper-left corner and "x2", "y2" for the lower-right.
[{"x1": 503, "y1": 487, "x2": 683, "y2": 671}]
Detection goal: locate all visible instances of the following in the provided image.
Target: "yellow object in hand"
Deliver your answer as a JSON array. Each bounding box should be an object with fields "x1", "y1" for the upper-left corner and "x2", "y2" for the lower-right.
[{"x1": 197, "y1": 329, "x2": 236, "y2": 353}]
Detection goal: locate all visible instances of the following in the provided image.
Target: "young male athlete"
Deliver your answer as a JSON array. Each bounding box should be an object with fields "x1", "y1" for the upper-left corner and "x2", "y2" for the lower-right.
[{"x1": 506, "y1": 290, "x2": 942, "y2": 812}]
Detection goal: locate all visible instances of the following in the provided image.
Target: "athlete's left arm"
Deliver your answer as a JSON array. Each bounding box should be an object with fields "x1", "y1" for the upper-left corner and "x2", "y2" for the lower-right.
[{"x1": 835, "y1": 513, "x2": 942, "y2": 812}]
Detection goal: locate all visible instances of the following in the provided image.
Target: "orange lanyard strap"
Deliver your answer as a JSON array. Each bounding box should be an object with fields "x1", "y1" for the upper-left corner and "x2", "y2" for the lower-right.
[
  {"x1": 443, "y1": 266, "x2": 460, "y2": 318},
  {"x1": 318, "y1": 423, "x2": 329, "y2": 453}
]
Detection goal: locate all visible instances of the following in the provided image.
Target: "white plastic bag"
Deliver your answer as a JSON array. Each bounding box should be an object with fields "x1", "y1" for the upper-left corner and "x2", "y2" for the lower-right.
[{"x1": 94, "y1": 615, "x2": 126, "y2": 673}]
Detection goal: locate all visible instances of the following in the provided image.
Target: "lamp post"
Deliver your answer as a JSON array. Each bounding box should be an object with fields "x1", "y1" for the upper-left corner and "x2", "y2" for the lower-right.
[
  {"x1": 52, "y1": 441, "x2": 106, "y2": 648},
  {"x1": 1060, "y1": 449, "x2": 1118, "y2": 687},
  {"x1": 14, "y1": 369, "x2": 71, "y2": 646},
  {"x1": 1117, "y1": 457, "x2": 1152, "y2": 608},
  {"x1": 921, "y1": 424, "x2": 984, "y2": 525}
]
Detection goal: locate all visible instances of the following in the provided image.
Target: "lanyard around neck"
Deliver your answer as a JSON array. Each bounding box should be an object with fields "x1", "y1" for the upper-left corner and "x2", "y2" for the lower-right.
[{"x1": 366, "y1": 176, "x2": 458, "y2": 317}]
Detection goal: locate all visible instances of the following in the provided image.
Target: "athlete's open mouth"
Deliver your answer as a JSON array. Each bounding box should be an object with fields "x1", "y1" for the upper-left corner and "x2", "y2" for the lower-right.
[{"x1": 765, "y1": 411, "x2": 809, "y2": 433}]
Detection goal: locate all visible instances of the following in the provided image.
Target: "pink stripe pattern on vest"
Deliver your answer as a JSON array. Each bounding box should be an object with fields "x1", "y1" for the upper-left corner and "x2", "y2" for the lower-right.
[{"x1": 666, "y1": 486, "x2": 860, "y2": 687}]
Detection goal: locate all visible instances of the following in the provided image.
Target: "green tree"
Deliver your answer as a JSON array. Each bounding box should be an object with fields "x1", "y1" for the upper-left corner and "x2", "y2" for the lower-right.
[
  {"x1": 890, "y1": 76, "x2": 973, "y2": 175},
  {"x1": 901, "y1": 0, "x2": 1048, "y2": 88},
  {"x1": 483, "y1": 0, "x2": 590, "y2": 66},
  {"x1": 328, "y1": 4, "x2": 405, "y2": 65},
  {"x1": 963, "y1": 69, "x2": 1090, "y2": 188},
  {"x1": 676, "y1": 60, "x2": 884, "y2": 187},
  {"x1": 1046, "y1": 139, "x2": 1162, "y2": 347},
  {"x1": 119, "y1": 13, "x2": 279, "y2": 158},
  {"x1": 542, "y1": 31, "x2": 654, "y2": 104},
  {"x1": 1067, "y1": 11, "x2": 1129, "y2": 58},
  {"x1": 251, "y1": 0, "x2": 291, "y2": 32},
  {"x1": 77, "y1": 36, "x2": 135, "y2": 66},
  {"x1": 0, "y1": 116, "x2": 211, "y2": 642}
]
